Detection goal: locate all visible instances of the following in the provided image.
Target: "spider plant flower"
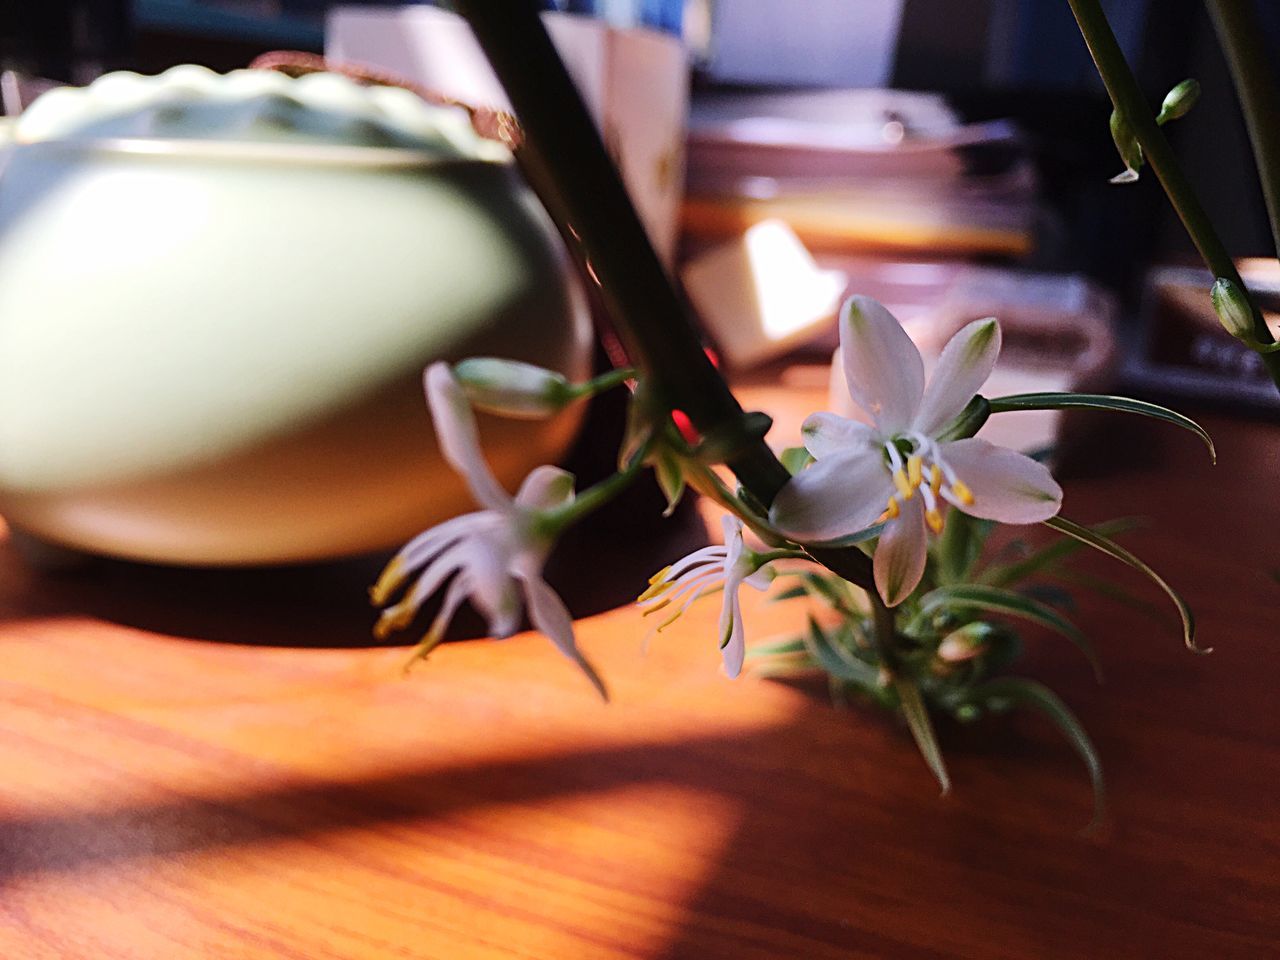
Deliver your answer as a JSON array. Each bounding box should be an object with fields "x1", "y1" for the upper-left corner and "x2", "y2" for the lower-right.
[
  {"x1": 771, "y1": 296, "x2": 1062, "y2": 607},
  {"x1": 638, "y1": 515, "x2": 774, "y2": 678},
  {"x1": 370, "y1": 363, "x2": 606, "y2": 699}
]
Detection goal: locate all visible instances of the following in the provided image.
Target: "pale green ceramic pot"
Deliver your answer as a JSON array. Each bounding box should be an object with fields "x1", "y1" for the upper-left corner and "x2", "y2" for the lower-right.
[{"x1": 0, "y1": 67, "x2": 592, "y2": 565}]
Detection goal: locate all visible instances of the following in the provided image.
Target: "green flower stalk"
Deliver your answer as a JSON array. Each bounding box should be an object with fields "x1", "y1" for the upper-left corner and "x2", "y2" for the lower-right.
[{"x1": 1065, "y1": 0, "x2": 1280, "y2": 390}]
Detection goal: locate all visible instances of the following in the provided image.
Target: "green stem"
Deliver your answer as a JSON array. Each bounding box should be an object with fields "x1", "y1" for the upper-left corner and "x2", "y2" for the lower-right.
[
  {"x1": 1204, "y1": 0, "x2": 1280, "y2": 258},
  {"x1": 1065, "y1": 0, "x2": 1280, "y2": 384},
  {"x1": 575, "y1": 366, "x2": 636, "y2": 398},
  {"x1": 870, "y1": 592, "x2": 900, "y2": 673},
  {"x1": 541, "y1": 459, "x2": 643, "y2": 537},
  {"x1": 451, "y1": 0, "x2": 878, "y2": 589}
]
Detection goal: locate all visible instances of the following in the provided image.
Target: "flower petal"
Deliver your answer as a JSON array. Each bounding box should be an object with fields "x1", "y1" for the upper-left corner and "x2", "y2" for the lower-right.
[
  {"x1": 770, "y1": 451, "x2": 894, "y2": 543},
  {"x1": 800, "y1": 412, "x2": 881, "y2": 460},
  {"x1": 838, "y1": 296, "x2": 924, "y2": 433},
  {"x1": 719, "y1": 589, "x2": 746, "y2": 679},
  {"x1": 874, "y1": 496, "x2": 928, "y2": 607},
  {"x1": 941, "y1": 438, "x2": 1063, "y2": 523},
  {"x1": 514, "y1": 465, "x2": 577, "y2": 511},
  {"x1": 425, "y1": 362, "x2": 511, "y2": 511},
  {"x1": 459, "y1": 536, "x2": 522, "y2": 638},
  {"x1": 914, "y1": 318, "x2": 1001, "y2": 436},
  {"x1": 519, "y1": 572, "x2": 609, "y2": 700}
]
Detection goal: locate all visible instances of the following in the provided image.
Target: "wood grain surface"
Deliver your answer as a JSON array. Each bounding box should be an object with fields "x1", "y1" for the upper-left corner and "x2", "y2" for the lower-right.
[{"x1": 1, "y1": 379, "x2": 1277, "y2": 959}]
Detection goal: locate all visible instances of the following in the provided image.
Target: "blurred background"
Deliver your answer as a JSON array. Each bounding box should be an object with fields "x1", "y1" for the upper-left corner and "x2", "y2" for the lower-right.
[{"x1": 4, "y1": 0, "x2": 1280, "y2": 419}]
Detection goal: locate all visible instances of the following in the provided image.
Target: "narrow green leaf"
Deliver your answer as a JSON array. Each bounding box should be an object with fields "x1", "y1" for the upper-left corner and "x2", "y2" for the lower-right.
[
  {"x1": 745, "y1": 635, "x2": 808, "y2": 658},
  {"x1": 917, "y1": 584, "x2": 1103, "y2": 682},
  {"x1": 982, "y1": 517, "x2": 1143, "y2": 587},
  {"x1": 975, "y1": 677, "x2": 1105, "y2": 829},
  {"x1": 1052, "y1": 568, "x2": 1173, "y2": 629},
  {"x1": 986, "y1": 393, "x2": 1215, "y2": 463},
  {"x1": 936, "y1": 510, "x2": 989, "y2": 584},
  {"x1": 800, "y1": 616, "x2": 881, "y2": 687},
  {"x1": 768, "y1": 585, "x2": 810, "y2": 603},
  {"x1": 1044, "y1": 515, "x2": 1203, "y2": 653},
  {"x1": 895, "y1": 677, "x2": 950, "y2": 794}
]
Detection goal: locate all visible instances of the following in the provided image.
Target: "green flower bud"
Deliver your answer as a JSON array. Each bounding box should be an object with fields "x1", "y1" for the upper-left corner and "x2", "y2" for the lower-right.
[
  {"x1": 1210, "y1": 277, "x2": 1254, "y2": 340},
  {"x1": 1109, "y1": 108, "x2": 1144, "y2": 184},
  {"x1": 1156, "y1": 78, "x2": 1201, "y2": 125},
  {"x1": 452, "y1": 357, "x2": 576, "y2": 419}
]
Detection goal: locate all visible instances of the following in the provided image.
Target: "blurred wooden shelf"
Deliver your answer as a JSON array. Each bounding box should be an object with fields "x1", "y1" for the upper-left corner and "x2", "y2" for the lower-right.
[{"x1": 1, "y1": 381, "x2": 1277, "y2": 958}]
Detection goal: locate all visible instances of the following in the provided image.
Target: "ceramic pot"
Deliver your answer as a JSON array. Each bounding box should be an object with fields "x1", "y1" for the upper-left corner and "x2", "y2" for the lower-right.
[{"x1": 0, "y1": 67, "x2": 592, "y2": 565}]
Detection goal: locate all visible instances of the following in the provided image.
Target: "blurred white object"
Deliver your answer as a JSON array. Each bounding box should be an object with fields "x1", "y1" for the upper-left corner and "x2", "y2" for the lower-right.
[
  {"x1": 697, "y1": 0, "x2": 906, "y2": 87},
  {"x1": 682, "y1": 220, "x2": 846, "y2": 369},
  {"x1": 328, "y1": 5, "x2": 688, "y2": 264}
]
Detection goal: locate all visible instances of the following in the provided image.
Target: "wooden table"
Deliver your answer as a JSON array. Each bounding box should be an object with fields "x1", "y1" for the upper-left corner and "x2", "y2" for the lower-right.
[{"x1": 1, "y1": 380, "x2": 1277, "y2": 959}]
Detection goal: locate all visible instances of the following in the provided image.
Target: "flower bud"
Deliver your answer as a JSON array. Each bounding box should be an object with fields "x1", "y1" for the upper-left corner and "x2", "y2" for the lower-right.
[
  {"x1": 1109, "y1": 108, "x2": 1144, "y2": 184},
  {"x1": 1156, "y1": 79, "x2": 1201, "y2": 125},
  {"x1": 1210, "y1": 277, "x2": 1254, "y2": 340},
  {"x1": 936, "y1": 622, "x2": 996, "y2": 663},
  {"x1": 452, "y1": 357, "x2": 575, "y2": 419}
]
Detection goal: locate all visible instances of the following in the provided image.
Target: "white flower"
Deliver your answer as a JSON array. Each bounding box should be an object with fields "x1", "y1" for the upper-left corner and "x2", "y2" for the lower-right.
[
  {"x1": 771, "y1": 296, "x2": 1063, "y2": 607},
  {"x1": 637, "y1": 515, "x2": 772, "y2": 678},
  {"x1": 371, "y1": 363, "x2": 606, "y2": 698}
]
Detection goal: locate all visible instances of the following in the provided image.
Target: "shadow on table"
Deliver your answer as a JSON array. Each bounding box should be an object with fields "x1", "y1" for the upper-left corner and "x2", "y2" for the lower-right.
[{"x1": 0, "y1": 479, "x2": 709, "y2": 650}]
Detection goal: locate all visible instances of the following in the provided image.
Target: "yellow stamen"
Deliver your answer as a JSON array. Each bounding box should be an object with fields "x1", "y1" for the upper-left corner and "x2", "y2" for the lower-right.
[
  {"x1": 641, "y1": 597, "x2": 672, "y2": 616},
  {"x1": 907, "y1": 455, "x2": 923, "y2": 488},
  {"x1": 930, "y1": 464, "x2": 943, "y2": 494},
  {"x1": 368, "y1": 557, "x2": 406, "y2": 607},
  {"x1": 402, "y1": 620, "x2": 449, "y2": 675},
  {"x1": 952, "y1": 480, "x2": 975, "y2": 505},
  {"x1": 648, "y1": 565, "x2": 671, "y2": 585},
  {"x1": 885, "y1": 497, "x2": 900, "y2": 520},
  {"x1": 637, "y1": 577, "x2": 673, "y2": 602},
  {"x1": 373, "y1": 601, "x2": 415, "y2": 641},
  {"x1": 926, "y1": 508, "x2": 945, "y2": 534},
  {"x1": 657, "y1": 606, "x2": 685, "y2": 632},
  {"x1": 893, "y1": 469, "x2": 914, "y2": 500}
]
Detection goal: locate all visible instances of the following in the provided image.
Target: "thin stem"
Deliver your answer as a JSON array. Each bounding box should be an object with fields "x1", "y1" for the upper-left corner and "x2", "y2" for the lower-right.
[
  {"x1": 576, "y1": 366, "x2": 637, "y2": 397},
  {"x1": 541, "y1": 459, "x2": 644, "y2": 537},
  {"x1": 451, "y1": 0, "x2": 878, "y2": 589},
  {"x1": 1065, "y1": 0, "x2": 1280, "y2": 384},
  {"x1": 1205, "y1": 0, "x2": 1280, "y2": 258},
  {"x1": 870, "y1": 593, "x2": 900, "y2": 673}
]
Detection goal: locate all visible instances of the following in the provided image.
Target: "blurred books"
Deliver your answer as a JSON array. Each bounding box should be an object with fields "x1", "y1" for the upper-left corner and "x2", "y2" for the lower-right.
[{"x1": 683, "y1": 89, "x2": 1037, "y2": 258}]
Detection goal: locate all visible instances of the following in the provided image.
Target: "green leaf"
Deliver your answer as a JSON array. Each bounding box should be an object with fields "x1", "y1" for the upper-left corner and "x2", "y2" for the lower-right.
[
  {"x1": 800, "y1": 616, "x2": 881, "y2": 688},
  {"x1": 894, "y1": 677, "x2": 950, "y2": 794},
  {"x1": 982, "y1": 517, "x2": 1143, "y2": 587},
  {"x1": 780, "y1": 445, "x2": 814, "y2": 476},
  {"x1": 1052, "y1": 568, "x2": 1173, "y2": 629},
  {"x1": 935, "y1": 510, "x2": 992, "y2": 584},
  {"x1": 768, "y1": 584, "x2": 811, "y2": 603},
  {"x1": 986, "y1": 393, "x2": 1215, "y2": 464},
  {"x1": 1043, "y1": 515, "x2": 1203, "y2": 653},
  {"x1": 916, "y1": 584, "x2": 1102, "y2": 682},
  {"x1": 653, "y1": 448, "x2": 686, "y2": 517},
  {"x1": 974, "y1": 677, "x2": 1105, "y2": 829},
  {"x1": 745, "y1": 635, "x2": 808, "y2": 659}
]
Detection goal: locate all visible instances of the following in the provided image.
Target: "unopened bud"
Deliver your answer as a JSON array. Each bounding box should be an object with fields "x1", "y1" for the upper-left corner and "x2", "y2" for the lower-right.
[
  {"x1": 1109, "y1": 108, "x2": 1144, "y2": 184},
  {"x1": 452, "y1": 357, "x2": 575, "y2": 419},
  {"x1": 936, "y1": 622, "x2": 996, "y2": 663},
  {"x1": 1156, "y1": 79, "x2": 1201, "y2": 125},
  {"x1": 1210, "y1": 278, "x2": 1254, "y2": 340}
]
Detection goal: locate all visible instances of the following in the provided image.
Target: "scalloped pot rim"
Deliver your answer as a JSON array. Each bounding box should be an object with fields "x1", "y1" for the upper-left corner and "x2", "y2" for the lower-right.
[{"x1": 10, "y1": 136, "x2": 512, "y2": 169}]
